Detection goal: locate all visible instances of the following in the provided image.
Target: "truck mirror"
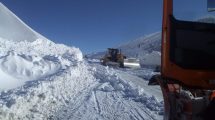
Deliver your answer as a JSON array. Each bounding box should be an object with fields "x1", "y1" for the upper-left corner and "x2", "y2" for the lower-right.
[{"x1": 208, "y1": 0, "x2": 215, "y2": 12}]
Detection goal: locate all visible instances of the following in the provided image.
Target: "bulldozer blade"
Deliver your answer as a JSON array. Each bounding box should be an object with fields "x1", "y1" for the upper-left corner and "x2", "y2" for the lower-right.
[{"x1": 123, "y1": 58, "x2": 141, "y2": 68}]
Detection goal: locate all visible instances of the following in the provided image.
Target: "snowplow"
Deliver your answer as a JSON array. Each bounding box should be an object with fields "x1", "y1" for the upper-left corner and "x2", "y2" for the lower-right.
[
  {"x1": 149, "y1": 0, "x2": 215, "y2": 120},
  {"x1": 101, "y1": 48, "x2": 140, "y2": 68},
  {"x1": 100, "y1": 48, "x2": 125, "y2": 67}
]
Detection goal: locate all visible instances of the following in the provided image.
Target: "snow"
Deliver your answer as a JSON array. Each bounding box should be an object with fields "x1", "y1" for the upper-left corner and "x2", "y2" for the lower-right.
[
  {"x1": 116, "y1": 32, "x2": 161, "y2": 67},
  {"x1": 0, "y1": 2, "x2": 164, "y2": 120},
  {"x1": 0, "y1": 38, "x2": 83, "y2": 61},
  {"x1": 141, "y1": 51, "x2": 161, "y2": 67},
  {"x1": 0, "y1": 3, "x2": 47, "y2": 42},
  {"x1": 0, "y1": 51, "x2": 61, "y2": 91},
  {"x1": 59, "y1": 64, "x2": 164, "y2": 120},
  {"x1": 0, "y1": 58, "x2": 164, "y2": 119}
]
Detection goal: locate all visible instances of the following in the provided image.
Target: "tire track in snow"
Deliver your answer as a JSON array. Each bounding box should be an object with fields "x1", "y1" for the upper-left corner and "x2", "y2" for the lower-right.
[
  {"x1": 93, "y1": 90, "x2": 101, "y2": 114},
  {"x1": 138, "y1": 106, "x2": 157, "y2": 120},
  {"x1": 121, "y1": 98, "x2": 156, "y2": 120},
  {"x1": 50, "y1": 63, "x2": 163, "y2": 120},
  {"x1": 134, "y1": 108, "x2": 148, "y2": 120}
]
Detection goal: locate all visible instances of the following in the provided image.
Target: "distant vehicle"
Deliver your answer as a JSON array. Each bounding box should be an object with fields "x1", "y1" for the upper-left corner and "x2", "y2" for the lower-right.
[
  {"x1": 100, "y1": 48, "x2": 140, "y2": 68},
  {"x1": 100, "y1": 48, "x2": 125, "y2": 67}
]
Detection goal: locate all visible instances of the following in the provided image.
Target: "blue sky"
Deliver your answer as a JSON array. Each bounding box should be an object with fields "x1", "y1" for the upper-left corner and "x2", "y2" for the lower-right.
[
  {"x1": 1, "y1": 0, "x2": 214, "y2": 54},
  {"x1": 1, "y1": 0, "x2": 162, "y2": 54}
]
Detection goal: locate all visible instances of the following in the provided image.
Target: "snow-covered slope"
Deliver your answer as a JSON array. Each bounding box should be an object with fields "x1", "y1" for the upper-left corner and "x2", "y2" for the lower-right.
[
  {"x1": 0, "y1": 2, "x2": 47, "y2": 42},
  {"x1": 119, "y1": 32, "x2": 161, "y2": 54},
  {"x1": 118, "y1": 32, "x2": 161, "y2": 67}
]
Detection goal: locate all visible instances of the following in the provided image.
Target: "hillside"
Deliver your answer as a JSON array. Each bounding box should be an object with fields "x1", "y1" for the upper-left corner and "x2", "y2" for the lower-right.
[{"x1": 118, "y1": 32, "x2": 161, "y2": 67}]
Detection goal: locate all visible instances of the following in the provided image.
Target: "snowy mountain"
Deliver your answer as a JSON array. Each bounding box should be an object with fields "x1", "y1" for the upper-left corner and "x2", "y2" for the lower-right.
[
  {"x1": 118, "y1": 32, "x2": 161, "y2": 67},
  {"x1": 119, "y1": 32, "x2": 161, "y2": 54},
  {"x1": 0, "y1": 2, "x2": 163, "y2": 120}
]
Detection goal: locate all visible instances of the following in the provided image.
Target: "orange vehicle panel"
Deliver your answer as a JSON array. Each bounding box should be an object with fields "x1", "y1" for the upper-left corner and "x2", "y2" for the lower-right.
[{"x1": 161, "y1": 0, "x2": 215, "y2": 89}]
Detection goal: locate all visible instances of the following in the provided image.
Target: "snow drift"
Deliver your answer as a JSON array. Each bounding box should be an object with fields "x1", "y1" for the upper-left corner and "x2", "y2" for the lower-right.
[
  {"x1": 0, "y1": 38, "x2": 82, "y2": 91},
  {"x1": 0, "y1": 51, "x2": 60, "y2": 90}
]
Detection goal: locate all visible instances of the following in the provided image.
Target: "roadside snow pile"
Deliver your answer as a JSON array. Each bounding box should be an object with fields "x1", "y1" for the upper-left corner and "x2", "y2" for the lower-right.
[
  {"x1": 0, "y1": 37, "x2": 82, "y2": 91},
  {"x1": 0, "y1": 62, "x2": 96, "y2": 120},
  {"x1": 0, "y1": 51, "x2": 61, "y2": 90},
  {"x1": 0, "y1": 37, "x2": 95, "y2": 120},
  {"x1": 0, "y1": 38, "x2": 83, "y2": 61}
]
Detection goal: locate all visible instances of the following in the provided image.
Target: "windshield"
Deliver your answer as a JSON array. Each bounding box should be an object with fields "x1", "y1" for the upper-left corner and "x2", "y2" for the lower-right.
[{"x1": 173, "y1": 0, "x2": 215, "y2": 23}]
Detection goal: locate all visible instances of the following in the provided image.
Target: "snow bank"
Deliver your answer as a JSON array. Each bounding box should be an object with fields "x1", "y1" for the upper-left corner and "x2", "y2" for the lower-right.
[
  {"x1": 0, "y1": 62, "x2": 96, "y2": 120},
  {"x1": 0, "y1": 51, "x2": 61, "y2": 90},
  {"x1": 0, "y1": 38, "x2": 83, "y2": 61},
  {"x1": 0, "y1": 37, "x2": 83, "y2": 91}
]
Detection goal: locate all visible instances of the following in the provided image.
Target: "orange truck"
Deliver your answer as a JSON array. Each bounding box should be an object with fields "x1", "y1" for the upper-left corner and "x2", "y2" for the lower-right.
[{"x1": 149, "y1": 0, "x2": 215, "y2": 119}]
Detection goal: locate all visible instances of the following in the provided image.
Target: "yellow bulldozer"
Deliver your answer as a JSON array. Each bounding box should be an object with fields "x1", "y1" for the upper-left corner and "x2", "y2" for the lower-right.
[
  {"x1": 101, "y1": 48, "x2": 141, "y2": 68},
  {"x1": 100, "y1": 48, "x2": 125, "y2": 68}
]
